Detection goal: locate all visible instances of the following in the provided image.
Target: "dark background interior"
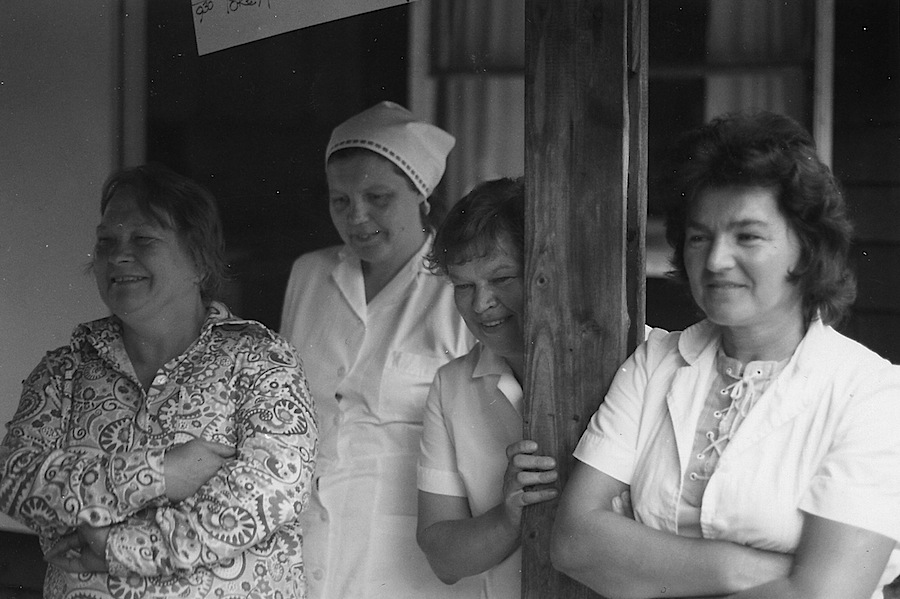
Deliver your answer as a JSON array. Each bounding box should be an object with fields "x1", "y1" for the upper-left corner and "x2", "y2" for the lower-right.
[{"x1": 147, "y1": 1, "x2": 410, "y2": 329}]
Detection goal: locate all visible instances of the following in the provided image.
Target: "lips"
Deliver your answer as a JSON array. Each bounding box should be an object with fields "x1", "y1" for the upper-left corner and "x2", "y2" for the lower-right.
[
  {"x1": 350, "y1": 230, "x2": 382, "y2": 244},
  {"x1": 480, "y1": 315, "x2": 511, "y2": 329},
  {"x1": 111, "y1": 275, "x2": 147, "y2": 285}
]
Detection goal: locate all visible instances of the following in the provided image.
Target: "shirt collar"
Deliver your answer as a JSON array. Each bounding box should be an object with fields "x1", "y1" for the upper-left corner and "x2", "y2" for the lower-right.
[
  {"x1": 73, "y1": 300, "x2": 256, "y2": 359},
  {"x1": 337, "y1": 233, "x2": 435, "y2": 277},
  {"x1": 785, "y1": 317, "x2": 828, "y2": 373},
  {"x1": 471, "y1": 342, "x2": 524, "y2": 415},
  {"x1": 676, "y1": 317, "x2": 830, "y2": 371},
  {"x1": 676, "y1": 319, "x2": 721, "y2": 365}
]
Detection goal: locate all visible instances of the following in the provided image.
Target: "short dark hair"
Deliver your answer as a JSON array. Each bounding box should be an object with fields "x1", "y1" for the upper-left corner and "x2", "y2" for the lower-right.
[
  {"x1": 327, "y1": 147, "x2": 447, "y2": 232},
  {"x1": 427, "y1": 177, "x2": 524, "y2": 275},
  {"x1": 100, "y1": 163, "x2": 228, "y2": 303},
  {"x1": 664, "y1": 111, "x2": 856, "y2": 326}
]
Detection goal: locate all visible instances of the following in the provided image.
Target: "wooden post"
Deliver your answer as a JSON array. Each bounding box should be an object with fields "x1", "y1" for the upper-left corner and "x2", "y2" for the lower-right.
[
  {"x1": 627, "y1": 0, "x2": 649, "y2": 349},
  {"x1": 522, "y1": 1, "x2": 647, "y2": 597}
]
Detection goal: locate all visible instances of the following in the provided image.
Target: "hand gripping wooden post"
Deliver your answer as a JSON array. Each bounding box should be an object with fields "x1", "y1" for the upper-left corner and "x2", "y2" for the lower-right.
[{"x1": 522, "y1": 1, "x2": 648, "y2": 597}]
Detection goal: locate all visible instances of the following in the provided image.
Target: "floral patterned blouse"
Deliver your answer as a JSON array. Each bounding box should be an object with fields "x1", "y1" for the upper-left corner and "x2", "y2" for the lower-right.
[{"x1": 0, "y1": 302, "x2": 318, "y2": 599}]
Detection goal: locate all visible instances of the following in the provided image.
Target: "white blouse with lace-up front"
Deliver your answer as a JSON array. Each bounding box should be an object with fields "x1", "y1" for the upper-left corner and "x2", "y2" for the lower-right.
[{"x1": 677, "y1": 348, "x2": 788, "y2": 537}]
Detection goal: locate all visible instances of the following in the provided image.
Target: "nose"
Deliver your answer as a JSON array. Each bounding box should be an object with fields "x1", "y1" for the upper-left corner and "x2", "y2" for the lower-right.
[
  {"x1": 473, "y1": 284, "x2": 498, "y2": 314},
  {"x1": 347, "y1": 197, "x2": 369, "y2": 224},
  {"x1": 705, "y1": 236, "x2": 734, "y2": 272},
  {"x1": 101, "y1": 238, "x2": 134, "y2": 264}
]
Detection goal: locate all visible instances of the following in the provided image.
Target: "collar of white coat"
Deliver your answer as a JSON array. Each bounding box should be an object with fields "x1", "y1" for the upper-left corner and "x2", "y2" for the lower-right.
[
  {"x1": 336, "y1": 232, "x2": 435, "y2": 277},
  {"x1": 675, "y1": 317, "x2": 839, "y2": 386},
  {"x1": 471, "y1": 342, "x2": 524, "y2": 415}
]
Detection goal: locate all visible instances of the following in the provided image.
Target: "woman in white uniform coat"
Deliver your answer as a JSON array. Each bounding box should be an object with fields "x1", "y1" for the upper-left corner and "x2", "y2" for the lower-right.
[
  {"x1": 280, "y1": 101, "x2": 474, "y2": 598},
  {"x1": 551, "y1": 112, "x2": 900, "y2": 599}
]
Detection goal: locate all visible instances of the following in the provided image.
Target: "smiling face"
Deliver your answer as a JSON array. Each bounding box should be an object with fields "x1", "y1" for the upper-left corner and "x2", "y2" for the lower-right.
[
  {"x1": 684, "y1": 185, "x2": 804, "y2": 339},
  {"x1": 326, "y1": 151, "x2": 427, "y2": 272},
  {"x1": 93, "y1": 190, "x2": 203, "y2": 324},
  {"x1": 448, "y1": 235, "x2": 525, "y2": 373}
]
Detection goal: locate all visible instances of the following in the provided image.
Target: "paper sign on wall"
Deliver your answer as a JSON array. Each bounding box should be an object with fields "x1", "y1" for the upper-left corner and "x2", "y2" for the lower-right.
[{"x1": 191, "y1": 0, "x2": 416, "y2": 56}]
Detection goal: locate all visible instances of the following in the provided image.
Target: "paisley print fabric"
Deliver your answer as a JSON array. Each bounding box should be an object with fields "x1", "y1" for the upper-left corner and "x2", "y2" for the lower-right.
[{"x1": 0, "y1": 302, "x2": 318, "y2": 598}]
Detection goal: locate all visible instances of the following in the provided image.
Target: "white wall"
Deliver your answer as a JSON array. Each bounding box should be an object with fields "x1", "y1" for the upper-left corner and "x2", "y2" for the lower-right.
[{"x1": 0, "y1": 2, "x2": 120, "y2": 531}]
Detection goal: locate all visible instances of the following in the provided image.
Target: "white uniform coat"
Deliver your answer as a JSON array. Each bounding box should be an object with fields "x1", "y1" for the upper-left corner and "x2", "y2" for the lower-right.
[
  {"x1": 281, "y1": 237, "x2": 473, "y2": 598},
  {"x1": 575, "y1": 319, "x2": 900, "y2": 598},
  {"x1": 418, "y1": 342, "x2": 524, "y2": 599}
]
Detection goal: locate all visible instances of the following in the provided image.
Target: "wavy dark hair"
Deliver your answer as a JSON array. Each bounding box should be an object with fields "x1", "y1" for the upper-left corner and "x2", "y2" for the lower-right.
[
  {"x1": 664, "y1": 111, "x2": 856, "y2": 326},
  {"x1": 427, "y1": 177, "x2": 524, "y2": 275},
  {"x1": 99, "y1": 163, "x2": 228, "y2": 303}
]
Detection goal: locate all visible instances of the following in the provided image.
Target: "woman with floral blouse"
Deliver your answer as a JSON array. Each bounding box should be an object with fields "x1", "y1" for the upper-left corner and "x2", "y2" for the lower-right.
[{"x1": 0, "y1": 163, "x2": 318, "y2": 599}]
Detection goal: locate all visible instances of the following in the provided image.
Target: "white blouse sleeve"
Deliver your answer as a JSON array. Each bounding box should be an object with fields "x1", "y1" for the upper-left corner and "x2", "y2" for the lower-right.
[
  {"x1": 574, "y1": 329, "x2": 670, "y2": 485},
  {"x1": 417, "y1": 368, "x2": 467, "y2": 498}
]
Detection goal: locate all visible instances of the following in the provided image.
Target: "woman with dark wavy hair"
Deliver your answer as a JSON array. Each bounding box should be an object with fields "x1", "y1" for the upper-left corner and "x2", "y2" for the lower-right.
[{"x1": 552, "y1": 112, "x2": 900, "y2": 599}]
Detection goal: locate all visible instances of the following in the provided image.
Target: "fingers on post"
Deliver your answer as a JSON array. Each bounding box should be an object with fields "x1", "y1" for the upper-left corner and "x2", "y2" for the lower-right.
[
  {"x1": 521, "y1": 487, "x2": 559, "y2": 506},
  {"x1": 506, "y1": 439, "x2": 537, "y2": 459},
  {"x1": 517, "y1": 469, "x2": 558, "y2": 487},
  {"x1": 512, "y1": 452, "x2": 558, "y2": 472}
]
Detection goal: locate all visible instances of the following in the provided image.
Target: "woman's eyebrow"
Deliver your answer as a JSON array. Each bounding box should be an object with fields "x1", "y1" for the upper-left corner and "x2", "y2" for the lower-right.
[{"x1": 686, "y1": 218, "x2": 771, "y2": 230}]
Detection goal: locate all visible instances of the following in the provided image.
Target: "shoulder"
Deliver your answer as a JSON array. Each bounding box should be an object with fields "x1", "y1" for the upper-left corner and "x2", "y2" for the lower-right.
[
  {"x1": 207, "y1": 306, "x2": 300, "y2": 364},
  {"x1": 645, "y1": 325, "x2": 680, "y2": 354},
  {"x1": 289, "y1": 245, "x2": 344, "y2": 276},
  {"x1": 26, "y1": 317, "x2": 113, "y2": 385},
  {"x1": 435, "y1": 344, "x2": 481, "y2": 382},
  {"x1": 822, "y1": 325, "x2": 890, "y2": 364},
  {"x1": 630, "y1": 325, "x2": 687, "y2": 372},
  {"x1": 31, "y1": 344, "x2": 78, "y2": 384},
  {"x1": 215, "y1": 321, "x2": 293, "y2": 353},
  {"x1": 55, "y1": 316, "x2": 119, "y2": 363},
  {"x1": 428, "y1": 346, "x2": 485, "y2": 415},
  {"x1": 800, "y1": 322, "x2": 894, "y2": 379},
  {"x1": 605, "y1": 323, "x2": 706, "y2": 400},
  {"x1": 791, "y1": 324, "x2": 900, "y2": 426}
]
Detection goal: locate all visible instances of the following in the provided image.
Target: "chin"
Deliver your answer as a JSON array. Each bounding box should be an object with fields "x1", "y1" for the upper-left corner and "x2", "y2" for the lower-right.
[
  {"x1": 483, "y1": 340, "x2": 520, "y2": 360},
  {"x1": 353, "y1": 243, "x2": 391, "y2": 264},
  {"x1": 706, "y1": 313, "x2": 754, "y2": 329}
]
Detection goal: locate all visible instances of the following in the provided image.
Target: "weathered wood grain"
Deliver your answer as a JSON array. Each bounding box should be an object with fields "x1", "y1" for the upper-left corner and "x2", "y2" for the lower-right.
[{"x1": 523, "y1": 1, "x2": 647, "y2": 597}]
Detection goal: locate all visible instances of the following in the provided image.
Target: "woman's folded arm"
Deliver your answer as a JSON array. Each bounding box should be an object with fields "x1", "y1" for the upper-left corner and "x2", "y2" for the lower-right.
[{"x1": 550, "y1": 462, "x2": 792, "y2": 598}]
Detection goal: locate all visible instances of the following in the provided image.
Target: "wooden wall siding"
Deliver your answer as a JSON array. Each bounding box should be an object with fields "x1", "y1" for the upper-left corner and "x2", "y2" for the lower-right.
[
  {"x1": 848, "y1": 188, "x2": 900, "y2": 244},
  {"x1": 833, "y1": 0, "x2": 900, "y2": 363},
  {"x1": 523, "y1": 1, "x2": 648, "y2": 596}
]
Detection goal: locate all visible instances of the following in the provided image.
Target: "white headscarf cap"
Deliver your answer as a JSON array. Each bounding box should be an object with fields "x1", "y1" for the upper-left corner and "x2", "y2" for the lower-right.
[{"x1": 325, "y1": 101, "x2": 455, "y2": 197}]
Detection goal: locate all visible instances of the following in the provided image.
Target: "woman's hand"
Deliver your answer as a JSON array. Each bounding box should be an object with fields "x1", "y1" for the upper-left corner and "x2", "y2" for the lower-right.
[
  {"x1": 45, "y1": 523, "x2": 110, "y2": 573},
  {"x1": 611, "y1": 489, "x2": 634, "y2": 519},
  {"x1": 416, "y1": 438, "x2": 559, "y2": 584},
  {"x1": 501, "y1": 439, "x2": 558, "y2": 528},
  {"x1": 164, "y1": 439, "x2": 235, "y2": 502}
]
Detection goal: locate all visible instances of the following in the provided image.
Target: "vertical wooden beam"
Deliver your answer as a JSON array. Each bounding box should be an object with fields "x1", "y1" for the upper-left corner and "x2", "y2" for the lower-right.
[
  {"x1": 523, "y1": 0, "x2": 647, "y2": 597},
  {"x1": 627, "y1": 0, "x2": 648, "y2": 349}
]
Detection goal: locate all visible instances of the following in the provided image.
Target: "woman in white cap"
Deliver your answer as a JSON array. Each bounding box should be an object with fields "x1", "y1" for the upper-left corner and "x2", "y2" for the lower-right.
[{"x1": 280, "y1": 102, "x2": 474, "y2": 598}]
